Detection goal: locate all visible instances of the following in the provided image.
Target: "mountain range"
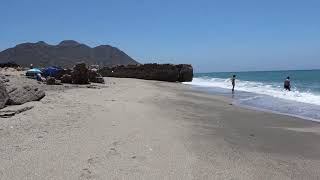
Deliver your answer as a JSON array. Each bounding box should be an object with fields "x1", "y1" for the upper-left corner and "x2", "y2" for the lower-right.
[{"x1": 0, "y1": 40, "x2": 139, "y2": 68}]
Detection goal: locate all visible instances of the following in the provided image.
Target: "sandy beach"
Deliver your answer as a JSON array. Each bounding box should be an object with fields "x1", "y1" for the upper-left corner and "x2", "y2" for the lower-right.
[{"x1": 1, "y1": 77, "x2": 320, "y2": 180}]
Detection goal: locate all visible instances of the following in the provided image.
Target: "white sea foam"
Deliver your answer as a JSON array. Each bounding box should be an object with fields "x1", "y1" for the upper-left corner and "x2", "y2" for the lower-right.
[{"x1": 184, "y1": 77, "x2": 320, "y2": 106}]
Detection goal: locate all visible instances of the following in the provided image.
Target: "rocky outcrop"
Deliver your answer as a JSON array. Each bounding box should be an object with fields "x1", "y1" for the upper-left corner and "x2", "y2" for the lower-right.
[
  {"x1": 6, "y1": 85, "x2": 45, "y2": 105},
  {"x1": 0, "y1": 61, "x2": 19, "y2": 68},
  {"x1": 88, "y1": 70, "x2": 105, "y2": 84},
  {"x1": 72, "y1": 63, "x2": 89, "y2": 84},
  {"x1": 56, "y1": 69, "x2": 72, "y2": 80},
  {"x1": 177, "y1": 64, "x2": 193, "y2": 82},
  {"x1": 0, "y1": 105, "x2": 33, "y2": 118},
  {"x1": 98, "y1": 64, "x2": 193, "y2": 82},
  {"x1": 61, "y1": 74, "x2": 72, "y2": 83},
  {"x1": 46, "y1": 77, "x2": 57, "y2": 85},
  {"x1": 0, "y1": 82, "x2": 9, "y2": 109}
]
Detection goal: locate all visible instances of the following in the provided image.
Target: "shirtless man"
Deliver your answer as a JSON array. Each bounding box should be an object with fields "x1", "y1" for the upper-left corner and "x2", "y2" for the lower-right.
[
  {"x1": 231, "y1": 75, "x2": 236, "y2": 92},
  {"x1": 284, "y1": 76, "x2": 291, "y2": 91}
]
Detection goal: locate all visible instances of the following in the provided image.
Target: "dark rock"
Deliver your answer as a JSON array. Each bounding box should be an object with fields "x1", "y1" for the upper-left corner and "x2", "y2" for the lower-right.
[
  {"x1": 46, "y1": 77, "x2": 56, "y2": 85},
  {"x1": 177, "y1": 64, "x2": 193, "y2": 82},
  {"x1": 61, "y1": 74, "x2": 72, "y2": 83},
  {"x1": 6, "y1": 85, "x2": 45, "y2": 105},
  {"x1": 95, "y1": 77, "x2": 105, "y2": 84},
  {"x1": 88, "y1": 70, "x2": 105, "y2": 84},
  {"x1": 72, "y1": 63, "x2": 89, "y2": 84},
  {"x1": 0, "y1": 61, "x2": 19, "y2": 68},
  {"x1": 98, "y1": 64, "x2": 193, "y2": 82},
  {"x1": 0, "y1": 82, "x2": 9, "y2": 109},
  {"x1": 55, "y1": 69, "x2": 72, "y2": 80}
]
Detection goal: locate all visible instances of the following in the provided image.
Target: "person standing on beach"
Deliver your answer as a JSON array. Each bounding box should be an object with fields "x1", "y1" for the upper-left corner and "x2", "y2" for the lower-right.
[
  {"x1": 284, "y1": 76, "x2": 291, "y2": 91},
  {"x1": 231, "y1": 75, "x2": 236, "y2": 92}
]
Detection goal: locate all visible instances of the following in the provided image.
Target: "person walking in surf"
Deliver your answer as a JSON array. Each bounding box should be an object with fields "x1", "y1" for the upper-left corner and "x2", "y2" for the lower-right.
[
  {"x1": 284, "y1": 76, "x2": 291, "y2": 91},
  {"x1": 231, "y1": 75, "x2": 236, "y2": 92}
]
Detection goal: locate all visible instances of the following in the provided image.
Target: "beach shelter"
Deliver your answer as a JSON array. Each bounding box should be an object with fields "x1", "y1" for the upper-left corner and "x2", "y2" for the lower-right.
[
  {"x1": 43, "y1": 66, "x2": 62, "y2": 77},
  {"x1": 26, "y1": 68, "x2": 42, "y2": 77}
]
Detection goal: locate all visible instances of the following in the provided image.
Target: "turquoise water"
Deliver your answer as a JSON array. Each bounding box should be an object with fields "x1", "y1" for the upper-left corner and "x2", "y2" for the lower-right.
[
  {"x1": 184, "y1": 70, "x2": 320, "y2": 121},
  {"x1": 195, "y1": 70, "x2": 320, "y2": 94}
]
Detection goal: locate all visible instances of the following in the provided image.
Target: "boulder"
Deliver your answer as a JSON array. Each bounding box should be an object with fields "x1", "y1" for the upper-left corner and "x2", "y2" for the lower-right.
[
  {"x1": 61, "y1": 74, "x2": 72, "y2": 83},
  {"x1": 0, "y1": 76, "x2": 10, "y2": 83},
  {"x1": 98, "y1": 64, "x2": 193, "y2": 82},
  {"x1": 0, "y1": 105, "x2": 33, "y2": 118},
  {"x1": 88, "y1": 70, "x2": 105, "y2": 84},
  {"x1": 6, "y1": 85, "x2": 45, "y2": 105},
  {"x1": 72, "y1": 63, "x2": 89, "y2": 84},
  {"x1": 177, "y1": 64, "x2": 193, "y2": 82},
  {"x1": 0, "y1": 82, "x2": 9, "y2": 109},
  {"x1": 46, "y1": 77, "x2": 56, "y2": 85},
  {"x1": 56, "y1": 69, "x2": 72, "y2": 80}
]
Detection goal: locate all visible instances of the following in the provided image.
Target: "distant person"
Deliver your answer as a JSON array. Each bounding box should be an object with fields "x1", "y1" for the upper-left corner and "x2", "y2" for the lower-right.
[
  {"x1": 30, "y1": 64, "x2": 33, "y2": 69},
  {"x1": 231, "y1": 75, "x2": 236, "y2": 92},
  {"x1": 36, "y1": 73, "x2": 42, "y2": 81},
  {"x1": 36, "y1": 73, "x2": 46, "y2": 82},
  {"x1": 284, "y1": 76, "x2": 291, "y2": 91}
]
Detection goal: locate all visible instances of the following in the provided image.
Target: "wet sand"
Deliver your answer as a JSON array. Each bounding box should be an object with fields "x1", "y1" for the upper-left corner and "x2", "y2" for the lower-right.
[{"x1": 1, "y1": 77, "x2": 320, "y2": 179}]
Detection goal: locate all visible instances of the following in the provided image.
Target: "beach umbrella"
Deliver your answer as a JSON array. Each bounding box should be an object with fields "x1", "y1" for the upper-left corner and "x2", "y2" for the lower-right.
[
  {"x1": 27, "y1": 68, "x2": 42, "y2": 73},
  {"x1": 26, "y1": 68, "x2": 42, "y2": 76}
]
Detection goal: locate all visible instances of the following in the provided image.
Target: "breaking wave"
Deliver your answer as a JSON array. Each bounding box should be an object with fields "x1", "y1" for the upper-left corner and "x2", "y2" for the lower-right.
[{"x1": 184, "y1": 77, "x2": 320, "y2": 106}]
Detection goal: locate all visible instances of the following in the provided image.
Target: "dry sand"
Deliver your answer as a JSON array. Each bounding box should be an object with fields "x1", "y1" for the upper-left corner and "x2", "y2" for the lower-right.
[{"x1": 1, "y1": 77, "x2": 320, "y2": 180}]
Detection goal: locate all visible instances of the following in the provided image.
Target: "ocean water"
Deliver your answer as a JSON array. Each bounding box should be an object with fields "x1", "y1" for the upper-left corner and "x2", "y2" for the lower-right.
[{"x1": 183, "y1": 70, "x2": 320, "y2": 121}]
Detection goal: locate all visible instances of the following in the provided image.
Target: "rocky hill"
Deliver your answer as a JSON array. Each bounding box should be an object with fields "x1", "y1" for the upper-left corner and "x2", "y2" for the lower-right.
[{"x1": 0, "y1": 40, "x2": 139, "y2": 68}]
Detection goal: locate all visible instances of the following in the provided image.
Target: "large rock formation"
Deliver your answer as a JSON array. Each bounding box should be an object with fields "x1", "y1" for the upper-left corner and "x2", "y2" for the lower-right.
[
  {"x1": 88, "y1": 70, "x2": 105, "y2": 84},
  {"x1": 176, "y1": 64, "x2": 193, "y2": 82},
  {"x1": 46, "y1": 77, "x2": 57, "y2": 85},
  {"x1": 0, "y1": 40, "x2": 139, "y2": 68},
  {"x1": 0, "y1": 61, "x2": 19, "y2": 68},
  {"x1": 61, "y1": 74, "x2": 72, "y2": 83},
  {"x1": 6, "y1": 85, "x2": 45, "y2": 105},
  {"x1": 0, "y1": 82, "x2": 9, "y2": 109},
  {"x1": 98, "y1": 64, "x2": 193, "y2": 82},
  {"x1": 72, "y1": 63, "x2": 89, "y2": 84}
]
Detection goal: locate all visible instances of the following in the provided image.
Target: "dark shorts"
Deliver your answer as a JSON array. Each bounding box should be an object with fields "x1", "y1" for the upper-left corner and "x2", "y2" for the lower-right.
[{"x1": 284, "y1": 85, "x2": 290, "y2": 91}]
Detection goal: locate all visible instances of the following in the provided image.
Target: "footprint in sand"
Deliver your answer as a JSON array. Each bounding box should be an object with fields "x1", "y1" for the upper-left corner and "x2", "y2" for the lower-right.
[
  {"x1": 105, "y1": 147, "x2": 121, "y2": 158},
  {"x1": 131, "y1": 155, "x2": 147, "y2": 162},
  {"x1": 112, "y1": 141, "x2": 120, "y2": 146},
  {"x1": 80, "y1": 168, "x2": 96, "y2": 179},
  {"x1": 80, "y1": 157, "x2": 100, "y2": 179},
  {"x1": 87, "y1": 156, "x2": 99, "y2": 165}
]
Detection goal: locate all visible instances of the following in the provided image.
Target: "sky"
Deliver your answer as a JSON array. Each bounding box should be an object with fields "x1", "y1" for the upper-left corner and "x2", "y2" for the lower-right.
[{"x1": 0, "y1": 0, "x2": 319, "y2": 72}]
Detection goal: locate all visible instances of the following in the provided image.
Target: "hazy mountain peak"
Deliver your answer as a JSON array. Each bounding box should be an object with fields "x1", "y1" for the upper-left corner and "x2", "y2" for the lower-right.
[
  {"x1": 58, "y1": 40, "x2": 81, "y2": 47},
  {"x1": 0, "y1": 40, "x2": 139, "y2": 68},
  {"x1": 36, "y1": 41, "x2": 48, "y2": 45}
]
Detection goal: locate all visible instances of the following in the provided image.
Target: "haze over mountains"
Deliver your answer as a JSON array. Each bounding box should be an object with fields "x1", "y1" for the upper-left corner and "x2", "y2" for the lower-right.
[{"x1": 0, "y1": 40, "x2": 139, "y2": 68}]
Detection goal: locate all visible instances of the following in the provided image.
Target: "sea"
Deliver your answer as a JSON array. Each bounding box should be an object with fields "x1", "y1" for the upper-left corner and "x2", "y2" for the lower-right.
[{"x1": 183, "y1": 70, "x2": 320, "y2": 121}]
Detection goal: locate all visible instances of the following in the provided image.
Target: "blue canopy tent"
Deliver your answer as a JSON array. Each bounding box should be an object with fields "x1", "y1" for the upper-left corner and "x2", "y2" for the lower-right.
[
  {"x1": 26, "y1": 68, "x2": 42, "y2": 77},
  {"x1": 43, "y1": 66, "x2": 62, "y2": 77}
]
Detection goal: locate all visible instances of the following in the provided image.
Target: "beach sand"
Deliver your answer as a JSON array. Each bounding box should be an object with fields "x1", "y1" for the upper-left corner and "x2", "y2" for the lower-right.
[{"x1": 1, "y1": 77, "x2": 320, "y2": 179}]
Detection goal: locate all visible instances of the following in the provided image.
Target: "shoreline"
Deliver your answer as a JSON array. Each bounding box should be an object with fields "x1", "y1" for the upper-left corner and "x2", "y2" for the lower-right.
[
  {"x1": 235, "y1": 101, "x2": 320, "y2": 123},
  {"x1": 180, "y1": 83, "x2": 320, "y2": 124},
  {"x1": 1, "y1": 77, "x2": 320, "y2": 179},
  {"x1": 184, "y1": 83, "x2": 320, "y2": 122}
]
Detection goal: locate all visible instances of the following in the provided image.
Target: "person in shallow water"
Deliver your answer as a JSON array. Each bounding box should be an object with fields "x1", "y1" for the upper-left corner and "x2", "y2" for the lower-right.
[
  {"x1": 284, "y1": 76, "x2": 291, "y2": 91},
  {"x1": 231, "y1": 75, "x2": 236, "y2": 92}
]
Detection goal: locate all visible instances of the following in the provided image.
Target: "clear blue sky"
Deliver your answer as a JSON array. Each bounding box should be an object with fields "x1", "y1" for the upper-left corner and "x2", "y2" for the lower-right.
[{"x1": 1, "y1": 0, "x2": 319, "y2": 72}]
